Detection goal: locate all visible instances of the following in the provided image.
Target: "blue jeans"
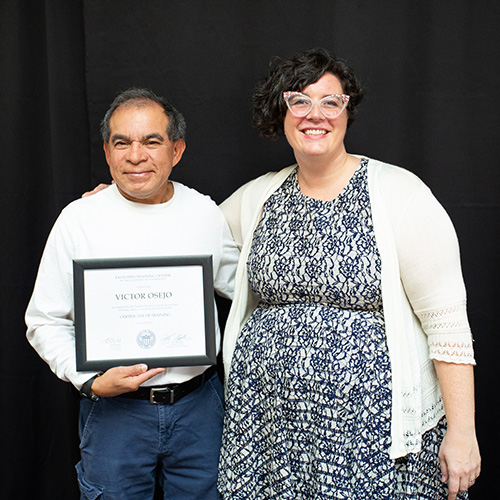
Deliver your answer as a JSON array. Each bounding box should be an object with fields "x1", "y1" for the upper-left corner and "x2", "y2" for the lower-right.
[{"x1": 76, "y1": 373, "x2": 224, "y2": 500}]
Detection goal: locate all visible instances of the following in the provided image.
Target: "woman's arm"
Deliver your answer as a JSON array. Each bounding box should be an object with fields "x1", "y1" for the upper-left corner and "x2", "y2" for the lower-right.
[
  {"x1": 434, "y1": 361, "x2": 481, "y2": 499},
  {"x1": 387, "y1": 172, "x2": 480, "y2": 497},
  {"x1": 81, "y1": 182, "x2": 113, "y2": 198}
]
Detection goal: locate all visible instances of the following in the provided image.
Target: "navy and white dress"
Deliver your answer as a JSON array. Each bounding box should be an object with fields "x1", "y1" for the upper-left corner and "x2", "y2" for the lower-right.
[{"x1": 218, "y1": 159, "x2": 467, "y2": 499}]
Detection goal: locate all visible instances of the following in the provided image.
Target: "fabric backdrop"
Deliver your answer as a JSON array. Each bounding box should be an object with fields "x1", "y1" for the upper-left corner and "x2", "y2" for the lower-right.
[{"x1": 1, "y1": 0, "x2": 498, "y2": 498}]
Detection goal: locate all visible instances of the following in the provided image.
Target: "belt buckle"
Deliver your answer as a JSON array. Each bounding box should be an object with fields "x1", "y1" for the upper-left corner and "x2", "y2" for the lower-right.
[{"x1": 149, "y1": 386, "x2": 176, "y2": 404}]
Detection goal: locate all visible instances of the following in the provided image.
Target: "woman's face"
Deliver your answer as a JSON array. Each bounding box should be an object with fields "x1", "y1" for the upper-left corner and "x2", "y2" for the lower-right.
[{"x1": 283, "y1": 72, "x2": 349, "y2": 164}]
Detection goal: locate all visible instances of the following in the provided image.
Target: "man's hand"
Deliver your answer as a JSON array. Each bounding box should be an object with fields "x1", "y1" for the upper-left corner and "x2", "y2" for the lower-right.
[
  {"x1": 82, "y1": 182, "x2": 112, "y2": 198},
  {"x1": 91, "y1": 364, "x2": 165, "y2": 397}
]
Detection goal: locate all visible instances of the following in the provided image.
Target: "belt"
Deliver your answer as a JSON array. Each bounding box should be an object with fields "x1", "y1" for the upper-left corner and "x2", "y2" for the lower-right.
[{"x1": 119, "y1": 365, "x2": 217, "y2": 404}]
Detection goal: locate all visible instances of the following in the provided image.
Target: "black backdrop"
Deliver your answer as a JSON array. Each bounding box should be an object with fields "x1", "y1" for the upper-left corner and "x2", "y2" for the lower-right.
[{"x1": 1, "y1": 0, "x2": 498, "y2": 498}]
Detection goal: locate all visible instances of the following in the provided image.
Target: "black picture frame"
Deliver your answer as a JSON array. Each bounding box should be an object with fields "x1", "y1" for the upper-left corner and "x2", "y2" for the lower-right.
[{"x1": 73, "y1": 255, "x2": 216, "y2": 371}]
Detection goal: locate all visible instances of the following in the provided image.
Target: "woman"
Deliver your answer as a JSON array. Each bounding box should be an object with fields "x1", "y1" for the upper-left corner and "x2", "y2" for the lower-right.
[{"x1": 217, "y1": 48, "x2": 480, "y2": 499}]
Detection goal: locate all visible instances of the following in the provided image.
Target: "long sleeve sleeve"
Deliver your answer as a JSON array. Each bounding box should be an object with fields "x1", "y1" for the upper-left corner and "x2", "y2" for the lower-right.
[
  {"x1": 213, "y1": 209, "x2": 240, "y2": 300},
  {"x1": 25, "y1": 214, "x2": 99, "y2": 389}
]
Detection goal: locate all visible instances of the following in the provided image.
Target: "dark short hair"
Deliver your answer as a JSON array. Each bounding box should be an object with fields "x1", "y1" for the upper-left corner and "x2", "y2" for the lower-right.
[
  {"x1": 100, "y1": 87, "x2": 186, "y2": 142},
  {"x1": 252, "y1": 48, "x2": 364, "y2": 140}
]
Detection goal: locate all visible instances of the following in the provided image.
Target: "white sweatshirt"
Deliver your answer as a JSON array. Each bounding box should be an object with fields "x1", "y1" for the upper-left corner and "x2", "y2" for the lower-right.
[{"x1": 26, "y1": 182, "x2": 239, "y2": 390}]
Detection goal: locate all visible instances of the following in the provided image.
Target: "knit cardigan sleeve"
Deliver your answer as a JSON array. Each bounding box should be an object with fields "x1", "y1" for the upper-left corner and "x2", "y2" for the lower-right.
[{"x1": 376, "y1": 161, "x2": 475, "y2": 364}]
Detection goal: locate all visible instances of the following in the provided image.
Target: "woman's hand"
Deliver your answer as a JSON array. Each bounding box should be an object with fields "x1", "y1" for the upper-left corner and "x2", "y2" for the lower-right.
[
  {"x1": 439, "y1": 427, "x2": 481, "y2": 499},
  {"x1": 433, "y1": 361, "x2": 481, "y2": 499},
  {"x1": 82, "y1": 182, "x2": 112, "y2": 198}
]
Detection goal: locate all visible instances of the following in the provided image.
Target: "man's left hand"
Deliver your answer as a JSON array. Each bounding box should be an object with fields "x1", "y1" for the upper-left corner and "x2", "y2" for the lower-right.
[{"x1": 91, "y1": 364, "x2": 165, "y2": 397}]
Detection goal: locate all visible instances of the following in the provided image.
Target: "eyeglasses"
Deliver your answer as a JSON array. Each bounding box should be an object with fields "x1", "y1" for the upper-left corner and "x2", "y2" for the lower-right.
[{"x1": 283, "y1": 91, "x2": 350, "y2": 119}]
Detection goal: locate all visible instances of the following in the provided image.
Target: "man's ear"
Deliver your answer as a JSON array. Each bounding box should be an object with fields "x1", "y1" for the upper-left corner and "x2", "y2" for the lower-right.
[
  {"x1": 103, "y1": 142, "x2": 110, "y2": 165},
  {"x1": 172, "y1": 139, "x2": 186, "y2": 167}
]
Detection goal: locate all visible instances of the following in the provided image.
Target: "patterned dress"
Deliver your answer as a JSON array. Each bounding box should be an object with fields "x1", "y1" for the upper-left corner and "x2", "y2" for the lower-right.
[{"x1": 218, "y1": 160, "x2": 467, "y2": 499}]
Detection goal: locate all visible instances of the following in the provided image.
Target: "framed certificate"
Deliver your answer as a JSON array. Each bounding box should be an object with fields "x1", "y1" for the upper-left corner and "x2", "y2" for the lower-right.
[{"x1": 73, "y1": 255, "x2": 216, "y2": 371}]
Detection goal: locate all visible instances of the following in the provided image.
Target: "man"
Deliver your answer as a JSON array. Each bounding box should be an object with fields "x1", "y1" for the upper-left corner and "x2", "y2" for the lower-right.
[{"x1": 26, "y1": 88, "x2": 239, "y2": 499}]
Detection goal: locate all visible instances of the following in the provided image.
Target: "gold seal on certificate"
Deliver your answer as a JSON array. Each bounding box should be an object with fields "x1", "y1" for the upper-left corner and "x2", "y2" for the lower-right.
[{"x1": 73, "y1": 256, "x2": 216, "y2": 371}]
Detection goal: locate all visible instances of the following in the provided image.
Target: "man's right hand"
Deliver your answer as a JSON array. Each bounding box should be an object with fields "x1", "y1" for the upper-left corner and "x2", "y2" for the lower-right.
[
  {"x1": 82, "y1": 183, "x2": 112, "y2": 198},
  {"x1": 91, "y1": 364, "x2": 165, "y2": 397}
]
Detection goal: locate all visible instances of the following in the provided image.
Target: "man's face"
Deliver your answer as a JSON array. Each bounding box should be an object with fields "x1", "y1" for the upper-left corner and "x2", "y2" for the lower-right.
[{"x1": 103, "y1": 102, "x2": 186, "y2": 204}]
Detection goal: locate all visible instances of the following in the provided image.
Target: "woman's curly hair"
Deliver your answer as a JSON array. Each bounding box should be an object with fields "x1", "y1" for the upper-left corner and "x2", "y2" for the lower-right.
[{"x1": 252, "y1": 48, "x2": 364, "y2": 140}]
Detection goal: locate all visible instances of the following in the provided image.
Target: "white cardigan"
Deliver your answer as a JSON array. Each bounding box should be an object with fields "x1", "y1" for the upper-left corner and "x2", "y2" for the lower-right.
[{"x1": 220, "y1": 157, "x2": 475, "y2": 459}]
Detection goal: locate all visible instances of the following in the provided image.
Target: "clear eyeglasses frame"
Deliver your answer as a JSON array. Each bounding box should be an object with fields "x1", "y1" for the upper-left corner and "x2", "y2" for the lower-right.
[{"x1": 283, "y1": 91, "x2": 350, "y2": 119}]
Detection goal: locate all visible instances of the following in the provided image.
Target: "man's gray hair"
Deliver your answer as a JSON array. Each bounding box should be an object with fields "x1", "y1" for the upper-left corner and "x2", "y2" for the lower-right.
[{"x1": 100, "y1": 88, "x2": 186, "y2": 143}]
